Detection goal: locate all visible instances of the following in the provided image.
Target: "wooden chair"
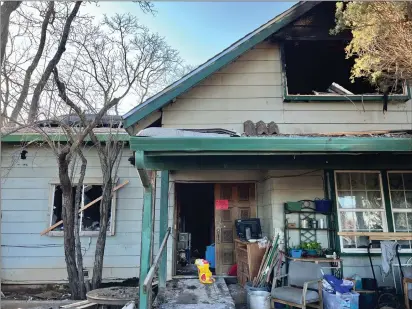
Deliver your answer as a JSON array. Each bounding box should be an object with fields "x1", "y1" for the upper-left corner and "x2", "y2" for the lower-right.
[
  {"x1": 404, "y1": 277, "x2": 412, "y2": 309},
  {"x1": 271, "y1": 261, "x2": 323, "y2": 309}
]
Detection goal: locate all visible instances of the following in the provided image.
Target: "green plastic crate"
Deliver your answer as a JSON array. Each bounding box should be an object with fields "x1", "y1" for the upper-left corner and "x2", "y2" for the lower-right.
[{"x1": 285, "y1": 201, "x2": 302, "y2": 211}]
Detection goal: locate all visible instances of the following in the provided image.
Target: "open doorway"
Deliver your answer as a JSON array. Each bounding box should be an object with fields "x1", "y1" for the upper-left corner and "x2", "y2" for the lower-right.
[{"x1": 175, "y1": 183, "x2": 215, "y2": 276}]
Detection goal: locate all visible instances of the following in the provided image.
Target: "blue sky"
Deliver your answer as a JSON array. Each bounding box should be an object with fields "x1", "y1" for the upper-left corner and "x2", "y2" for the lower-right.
[{"x1": 86, "y1": 1, "x2": 295, "y2": 65}]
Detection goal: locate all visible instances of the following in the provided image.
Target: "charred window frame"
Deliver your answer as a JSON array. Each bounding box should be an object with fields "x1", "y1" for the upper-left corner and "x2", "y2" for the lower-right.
[
  {"x1": 48, "y1": 180, "x2": 117, "y2": 237},
  {"x1": 280, "y1": 41, "x2": 410, "y2": 102}
]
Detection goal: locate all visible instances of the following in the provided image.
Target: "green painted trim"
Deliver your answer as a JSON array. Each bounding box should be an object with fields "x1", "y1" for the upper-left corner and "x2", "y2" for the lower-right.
[
  {"x1": 1, "y1": 133, "x2": 130, "y2": 143},
  {"x1": 139, "y1": 185, "x2": 154, "y2": 309},
  {"x1": 130, "y1": 136, "x2": 412, "y2": 153},
  {"x1": 158, "y1": 171, "x2": 169, "y2": 289},
  {"x1": 122, "y1": 2, "x2": 320, "y2": 129},
  {"x1": 381, "y1": 171, "x2": 394, "y2": 232},
  {"x1": 328, "y1": 170, "x2": 341, "y2": 253},
  {"x1": 284, "y1": 94, "x2": 409, "y2": 102},
  {"x1": 131, "y1": 154, "x2": 412, "y2": 171}
]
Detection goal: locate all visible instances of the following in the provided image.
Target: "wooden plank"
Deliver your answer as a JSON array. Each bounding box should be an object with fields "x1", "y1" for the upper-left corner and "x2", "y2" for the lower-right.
[
  {"x1": 338, "y1": 232, "x2": 412, "y2": 237},
  {"x1": 60, "y1": 300, "x2": 90, "y2": 308},
  {"x1": 40, "y1": 181, "x2": 129, "y2": 235},
  {"x1": 76, "y1": 302, "x2": 96, "y2": 309}
]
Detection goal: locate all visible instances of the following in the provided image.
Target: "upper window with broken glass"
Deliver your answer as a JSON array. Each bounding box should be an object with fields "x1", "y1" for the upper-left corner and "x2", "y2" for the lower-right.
[
  {"x1": 49, "y1": 184, "x2": 116, "y2": 236},
  {"x1": 273, "y1": 2, "x2": 408, "y2": 101}
]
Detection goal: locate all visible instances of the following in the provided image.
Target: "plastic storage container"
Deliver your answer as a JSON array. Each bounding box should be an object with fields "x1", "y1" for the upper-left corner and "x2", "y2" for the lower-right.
[
  {"x1": 322, "y1": 290, "x2": 359, "y2": 309},
  {"x1": 206, "y1": 244, "x2": 215, "y2": 268},
  {"x1": 315, "y1": 199, "x2": 332, "y2": 212},
  {"x1": 285, "y1": 201, "x2": 302, "y2": 211},
  {"x1": 290, "y1": 249, "x2": 303, "y2": 258}
]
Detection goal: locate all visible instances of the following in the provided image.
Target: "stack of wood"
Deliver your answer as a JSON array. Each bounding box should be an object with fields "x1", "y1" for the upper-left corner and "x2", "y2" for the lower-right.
[{"x1": 252, "y1": 234, "x2": 283, "y2": 288}]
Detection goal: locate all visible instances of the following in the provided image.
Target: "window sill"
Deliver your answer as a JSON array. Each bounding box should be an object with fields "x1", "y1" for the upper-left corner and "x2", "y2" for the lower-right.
[
  {"x1": 284, "y1": 94, "x2": 410, "y2": 102},
  {"x1": 47, "y1": 231, "x2": 114, "y2": 237}
]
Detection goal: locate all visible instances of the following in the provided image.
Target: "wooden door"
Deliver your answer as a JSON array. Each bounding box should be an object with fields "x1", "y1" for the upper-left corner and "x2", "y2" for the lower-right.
[{"x1": 214, "y1": 183, "x2": 256, "y2": 275}]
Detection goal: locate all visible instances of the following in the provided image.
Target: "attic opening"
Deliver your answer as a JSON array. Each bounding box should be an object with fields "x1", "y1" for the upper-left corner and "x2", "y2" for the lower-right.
[{"x1": 283, "y1": 40, "x2": 405, "y2": 96}]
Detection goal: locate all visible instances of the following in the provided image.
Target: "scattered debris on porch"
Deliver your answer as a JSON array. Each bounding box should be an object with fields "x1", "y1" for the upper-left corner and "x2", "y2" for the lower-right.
[{"x1": 154, "y1": 278, "x2": 235, "y2": 309}]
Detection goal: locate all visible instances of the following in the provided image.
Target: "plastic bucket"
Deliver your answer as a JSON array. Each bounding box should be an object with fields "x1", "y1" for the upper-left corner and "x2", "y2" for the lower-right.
[
  {"x1": 290, "y1": 249, "x2": 302, "y2": 258},
  {"x1": 249, "y1": 291, "x2": 270, "y2": 309},
  {"x1": 245, "y1": 282, "x2": 268, "y2": 308}
]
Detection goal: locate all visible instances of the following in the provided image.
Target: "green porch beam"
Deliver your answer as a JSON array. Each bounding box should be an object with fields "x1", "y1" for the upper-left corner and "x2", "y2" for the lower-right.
[
  {"x1": 158, "y1": 171, "x2": 169, "y2": 288},
  {"x1": 130, "y1": 136, "x2": 412, "y2": 153},
  {"x1": 129, "y1": 154, "x2": 412, "y2": 171}
]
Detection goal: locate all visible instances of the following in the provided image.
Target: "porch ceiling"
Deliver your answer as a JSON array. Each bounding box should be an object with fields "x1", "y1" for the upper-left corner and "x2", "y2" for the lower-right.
[{"x1": 130, "y1": 136, "x2": 412, "y2": 170}]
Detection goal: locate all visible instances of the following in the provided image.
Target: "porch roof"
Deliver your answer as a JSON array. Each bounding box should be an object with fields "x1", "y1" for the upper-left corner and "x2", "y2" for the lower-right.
[{"x1": 130, "y1": 135, "x2": 412, "y2": 170}]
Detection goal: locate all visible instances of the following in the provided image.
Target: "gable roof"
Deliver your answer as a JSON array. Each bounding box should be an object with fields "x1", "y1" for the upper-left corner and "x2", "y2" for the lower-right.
[{"x1": 122, "y1": 1, "x2": 321, "y2": 132}]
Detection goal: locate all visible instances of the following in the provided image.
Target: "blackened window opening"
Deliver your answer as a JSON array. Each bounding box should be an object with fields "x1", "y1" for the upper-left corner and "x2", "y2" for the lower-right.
[
  {"x1": 51, "y1": 184, "x2": 111, "y2": 232},
  {"x1": 284, "y1": 40, "x2": 404, "y2": 96}
]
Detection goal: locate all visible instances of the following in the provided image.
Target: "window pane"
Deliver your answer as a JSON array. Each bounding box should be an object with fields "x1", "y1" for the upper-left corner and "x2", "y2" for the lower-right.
[
  {"x1": 336, "y1": 173, "x2": 351, "y2": 190},
  {"x1": 350, "y1": 173, "x2": 365, "y2": 190},
  {"x1": 356, "y1": 236, "x2": 370, "y2": 248},
  {"x1": 363, "y1": 211, "x2": 383, "y2": 231},
  {"x1": 340, "y1": 211, "x2": 357, "y2": 231},
  {"x1": 397, "y1": 240, "x2": 411, "y2": 249},
  {"x1": 355, "y1": 212, "x2": 368, "y2": 230},
  {"x1": 394, "y1": 212, "x2": 409, "y2": 231},
  {"x1": 342, "y1": 236, "x2": 356, "y2": 249},
  {"x1": 353, "y1": 191, "x2": 367, "y2": 209},
  {"x1": 389, "y1": 173, "x2": 404, "y2": 190},
  {"x1": 391, "y1": 191, "x2": 407, "y2": 209},
  {"x1": 337, "y1": 191, "x2": 355, "y2": 208},
  {"x1": 366, "y1": 191, "x2": 383, "y2": 209},
  {"x1": 365, "y1": 173, "x2": 380, "y2": 190},
  {"x1": 403, "y1": 173, "x2": 412, "y2": 190}
]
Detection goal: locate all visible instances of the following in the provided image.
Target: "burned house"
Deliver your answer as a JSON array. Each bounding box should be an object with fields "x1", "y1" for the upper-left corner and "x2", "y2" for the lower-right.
[{"x1": 1, "y1": 2, "x2": 412, "y2": 300}]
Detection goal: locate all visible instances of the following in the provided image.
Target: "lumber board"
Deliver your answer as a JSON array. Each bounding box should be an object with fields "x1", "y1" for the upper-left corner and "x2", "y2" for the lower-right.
[
  {"x1": 338, "y1": 232, "x2": 412, "y2": 237},
  {"x1": 40, "y1": 181, "x2": 129, "y2": 235},
  {"x1": 60, "y1": 301, "x2": 90, "y2": 308}
]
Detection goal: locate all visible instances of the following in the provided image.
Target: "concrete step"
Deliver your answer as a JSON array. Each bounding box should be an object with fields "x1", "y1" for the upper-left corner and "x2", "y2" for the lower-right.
[{"x1": 155, "y1": 278, "x2": 235, "y2": 309}]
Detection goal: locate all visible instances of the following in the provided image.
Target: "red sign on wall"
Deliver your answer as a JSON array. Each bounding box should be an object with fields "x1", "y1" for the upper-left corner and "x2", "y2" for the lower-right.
[{"x1": 215, "y1": 199, "x2": 229, "y2": 210}]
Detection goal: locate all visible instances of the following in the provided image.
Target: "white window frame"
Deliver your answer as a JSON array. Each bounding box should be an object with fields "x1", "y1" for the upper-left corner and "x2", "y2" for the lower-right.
[
  {"x1": 334, "y1": 170, "x2": 388, "y2": 253},
  {"x1": 387, "y1": 171, "x2": 412, "y2": 253},
  {"x1": 47, "y1": 179, "x2": 117, "y2": 237}
]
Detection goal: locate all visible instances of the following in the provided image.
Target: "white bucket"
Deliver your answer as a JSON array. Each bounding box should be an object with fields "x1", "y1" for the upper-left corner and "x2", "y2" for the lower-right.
[{"x1": 249, "y1": 290, "x2": 271, "y2": 309}]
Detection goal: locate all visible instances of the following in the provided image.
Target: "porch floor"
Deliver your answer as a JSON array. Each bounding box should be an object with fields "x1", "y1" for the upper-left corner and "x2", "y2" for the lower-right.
[{"x1": 154, "y1": 278, "x2": 235, "y2": 309}]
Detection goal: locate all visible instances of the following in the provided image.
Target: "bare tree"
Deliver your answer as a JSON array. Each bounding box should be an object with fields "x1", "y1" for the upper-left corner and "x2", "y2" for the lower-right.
[{"x1": 2, "y1": 1, "x2": 186, "y2": 297}]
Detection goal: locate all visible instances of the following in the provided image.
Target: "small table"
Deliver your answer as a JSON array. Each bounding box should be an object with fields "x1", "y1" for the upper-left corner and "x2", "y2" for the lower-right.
[{"x1": 287, "y1": 257, "x2": 343, "y2": 278}]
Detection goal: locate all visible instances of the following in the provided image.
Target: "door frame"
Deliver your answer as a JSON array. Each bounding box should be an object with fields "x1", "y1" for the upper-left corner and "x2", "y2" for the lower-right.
[{"x1": 172, "y1": 181, "x2": 257, "y2": 277}]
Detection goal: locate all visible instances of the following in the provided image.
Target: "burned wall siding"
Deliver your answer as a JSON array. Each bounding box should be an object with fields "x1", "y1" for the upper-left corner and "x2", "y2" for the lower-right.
[
  {"x1": 161, "y1": 41, "x2": 412, "y2": 134},
  {"x1": 1, "y1": 143, "x2": 147, "y2": 284}
]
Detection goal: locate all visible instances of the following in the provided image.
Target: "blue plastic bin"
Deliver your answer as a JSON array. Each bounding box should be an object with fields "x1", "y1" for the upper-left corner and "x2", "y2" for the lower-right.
[
  {"x1": 290, "y1": 249, "x2": 302, "y2": 258},
  {"x1": 315, "y1": 199, "x2": 332, "y2": 212},
  {"x1": 206, "y1": 244, "x2": 215, "y2": 268}
]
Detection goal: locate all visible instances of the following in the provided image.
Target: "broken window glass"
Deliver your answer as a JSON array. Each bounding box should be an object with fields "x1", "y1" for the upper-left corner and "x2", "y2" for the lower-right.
[{"x1": 51, "y1": 184, "x2": 112, "y2": 233}]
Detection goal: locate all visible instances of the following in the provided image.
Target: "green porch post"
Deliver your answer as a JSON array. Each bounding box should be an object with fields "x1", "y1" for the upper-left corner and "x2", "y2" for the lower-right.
[
  {"x1": 158, "y1": 170, "x2": 169, "y2": 288},
  {"x1": 137, "y1": 159, "x2": 155, "y2": 309}
]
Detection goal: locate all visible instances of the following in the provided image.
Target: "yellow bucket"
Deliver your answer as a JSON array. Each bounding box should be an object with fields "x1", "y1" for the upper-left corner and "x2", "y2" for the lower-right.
[{"x1": 195, "y1": 259, "x2": 215, "y2": 284}]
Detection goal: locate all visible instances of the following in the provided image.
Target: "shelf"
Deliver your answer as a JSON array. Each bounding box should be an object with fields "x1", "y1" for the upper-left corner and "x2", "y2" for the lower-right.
[
  {"x1": 287, "y1": 227, "x2": 335, "y2": 231},
  {"x1": 285, "y1": 210, "x2": 331, "y2": 215}
]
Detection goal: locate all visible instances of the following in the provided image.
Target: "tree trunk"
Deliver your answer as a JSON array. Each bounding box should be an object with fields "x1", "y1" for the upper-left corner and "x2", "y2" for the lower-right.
[
  {"x1": 58, "y1": 150, "x2": 81, "y2": 299},
  {"x1": 91, "y1": 168, "x2": 113, "y2": 289},
  {"x1": 0, "y1": 2, "x2": 21, "y2": 65},
  {"x1": 73, "y1": 151, "x2": 87, "y2": 299}
]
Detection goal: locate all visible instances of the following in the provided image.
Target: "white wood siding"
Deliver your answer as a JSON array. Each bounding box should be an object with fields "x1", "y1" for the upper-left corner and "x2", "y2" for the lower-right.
[
  {"x1": 162, "y1": 42, "x2": 412, "y2": 134},
  {"x1": 0, "y1": 143, "x2": 155, "y2": 284}
]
